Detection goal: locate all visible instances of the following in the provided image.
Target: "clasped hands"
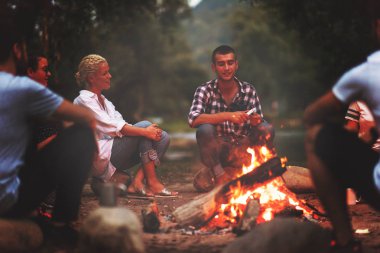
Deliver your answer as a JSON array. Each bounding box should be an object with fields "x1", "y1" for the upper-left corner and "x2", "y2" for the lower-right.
[
  {"x1": 146, "y1": 123, "x2": 163, "y2": 141},
  {"x1": 230, "y1": 111, "x2": 262, "y2": 126}
]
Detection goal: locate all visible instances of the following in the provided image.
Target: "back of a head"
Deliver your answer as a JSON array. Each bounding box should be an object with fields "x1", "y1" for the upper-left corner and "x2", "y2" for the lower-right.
[{"x1": 0, "y1": 2, "x2": 37, "y2": 64}]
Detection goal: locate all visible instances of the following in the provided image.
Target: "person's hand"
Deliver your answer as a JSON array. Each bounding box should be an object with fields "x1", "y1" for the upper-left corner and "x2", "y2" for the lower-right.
[
  {"x1": 229, "y1": 111, "x2": 249, "y2": 124},
  {"x1": 358, "y1": 128, "x2": 377, "y2": 145},
  {"x1": 249, "y1": 112, "x2": 263, "y2": 126},
  {"x1": 145, "y1": 124, "x2": 162, "y2": 141}
]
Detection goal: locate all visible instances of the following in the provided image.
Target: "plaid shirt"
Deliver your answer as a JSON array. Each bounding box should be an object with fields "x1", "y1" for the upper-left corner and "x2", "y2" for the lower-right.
[{"x1": 188, "y1": 77, "x2": 263, "y2": 140}]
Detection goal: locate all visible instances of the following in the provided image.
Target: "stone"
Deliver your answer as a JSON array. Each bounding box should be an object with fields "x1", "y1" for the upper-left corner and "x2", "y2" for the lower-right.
[
  {"x1": 78, "y1": 207, "x2": 145, "y2": 253},
  {"x1": 223, "y1": 218, "x2": 331, "y2": 253},
  {"x1": 0, "y1": 218, "x2": 43, "y2": 252}
]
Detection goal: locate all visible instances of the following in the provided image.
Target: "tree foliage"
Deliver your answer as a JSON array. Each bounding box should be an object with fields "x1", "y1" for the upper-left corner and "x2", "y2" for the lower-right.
[{"x1": 20, "y1": 0, "x2": 208, "y2": 121}]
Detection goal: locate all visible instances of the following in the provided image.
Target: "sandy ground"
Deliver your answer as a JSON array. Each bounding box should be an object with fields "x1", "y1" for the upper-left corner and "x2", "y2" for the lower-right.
[
  {"x1": 63, "y1": 176, "x2": 380, "y2": 253},
  {"x1": 29, "y1": 136, "x2": 380, "y2": 253}
]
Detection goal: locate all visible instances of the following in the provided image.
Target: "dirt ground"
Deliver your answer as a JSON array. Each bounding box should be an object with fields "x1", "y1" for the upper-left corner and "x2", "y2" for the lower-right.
[{"x1": 31, "y1": 138, "x2": 380, "y2": 253}]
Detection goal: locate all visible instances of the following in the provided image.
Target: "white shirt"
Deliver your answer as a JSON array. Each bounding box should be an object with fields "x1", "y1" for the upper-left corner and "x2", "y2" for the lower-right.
[
  {"x1": 333, "y1": 50, "x2": 380, "y2": 192},
  {"x1": 74, "y1": 90, "x2": 129, "y2": 180}
]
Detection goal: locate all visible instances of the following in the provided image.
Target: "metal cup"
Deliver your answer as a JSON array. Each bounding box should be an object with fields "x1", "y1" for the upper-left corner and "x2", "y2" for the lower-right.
[{"x1": 99, "y1": 183, "x2": 118, "y2": 207}]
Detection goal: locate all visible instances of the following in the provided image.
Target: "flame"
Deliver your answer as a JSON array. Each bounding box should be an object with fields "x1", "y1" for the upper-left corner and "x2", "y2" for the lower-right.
[{"x1": 211, "y1": 145, "x2": 313, "y2": 228}]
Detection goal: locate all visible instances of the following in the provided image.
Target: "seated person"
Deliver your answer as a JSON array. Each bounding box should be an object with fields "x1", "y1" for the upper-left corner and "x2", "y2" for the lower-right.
[
  {"x1": 188, "y1": 45, "x2": 274, "y2": 190},
  {"x1": 0, "y1": 7, "x2": 97, "y2": 245},
  {"x1": 73, "y1": 54, "x2": 177, "y2": 197},
  {"x1": 27, "y1": 53, "x2": 63, "y2": 150}
]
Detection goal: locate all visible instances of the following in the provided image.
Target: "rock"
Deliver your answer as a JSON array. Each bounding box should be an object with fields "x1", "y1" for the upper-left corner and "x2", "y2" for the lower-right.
[
  {"x1": 0, "y1": 218, "x2": 43, "y2": 251},
  {"x1": 78, "y1": 207, "x2": 145, "y2": 253},
  {"x1": 223, "y1": 218, "x2": 331, "y2": 253}
]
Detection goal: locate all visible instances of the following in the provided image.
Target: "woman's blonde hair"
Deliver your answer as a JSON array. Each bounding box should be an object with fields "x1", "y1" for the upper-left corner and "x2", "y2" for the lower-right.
[{"x1": 75, "y1": 54, "x2": 107, "y2": 88}]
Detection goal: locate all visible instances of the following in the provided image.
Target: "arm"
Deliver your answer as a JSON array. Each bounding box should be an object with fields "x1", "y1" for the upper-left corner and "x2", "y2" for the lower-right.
[
  {"x1": 74, "y1": 95, "x2": 125, "y2": 137},
  {"x1": 120, "y1": 123, "x2": 161, "y2": 141},
  {"x1": 304, "y1": 91, "x2": 347, "y2": 129},
  {"x1": 52, "y1": 100, "x2": 96, "y2": 129},
  {"x1": 191, "y1": 111, "x2": 249, "y2": 127}
]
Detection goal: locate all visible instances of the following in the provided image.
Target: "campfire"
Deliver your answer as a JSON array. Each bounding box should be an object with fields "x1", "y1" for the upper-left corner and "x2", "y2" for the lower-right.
[{"x1": 173, "y1": 145, "x2": 320, "y2": 232}]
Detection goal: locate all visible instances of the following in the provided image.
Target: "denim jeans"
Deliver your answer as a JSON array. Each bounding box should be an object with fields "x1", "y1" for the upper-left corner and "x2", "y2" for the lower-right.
[
  {"x1": 110, "y1": 121, "x2": 170, "y2": 172},
  {"x1": 196, "y1": 122, "x2": 274, "y2": 176}
]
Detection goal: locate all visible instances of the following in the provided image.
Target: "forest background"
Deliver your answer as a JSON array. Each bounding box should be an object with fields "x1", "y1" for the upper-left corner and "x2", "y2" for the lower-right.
[{"x1": 14, "y1": 0, "x2": 380, "y2": 130}]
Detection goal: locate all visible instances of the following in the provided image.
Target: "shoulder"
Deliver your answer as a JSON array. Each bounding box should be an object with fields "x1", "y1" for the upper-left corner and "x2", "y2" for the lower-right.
[
  {"x1": 237, "y1": 79, "x2": 257, "y2": 95},
  {"x1": 194, "y1": 79, "x2": 216, "y2": 96},
  {"x1": 74, "y1": 90, "x2": 96, "y2": 104}
]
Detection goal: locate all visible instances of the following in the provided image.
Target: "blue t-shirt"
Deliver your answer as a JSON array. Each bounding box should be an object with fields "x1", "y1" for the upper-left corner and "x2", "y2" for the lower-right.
[
  {"x1": 0, "y1": 72, "x2": 63, "y2": 214},
  {"x1": 332, "y1": 50, "x2": 380, "y2": 192}
]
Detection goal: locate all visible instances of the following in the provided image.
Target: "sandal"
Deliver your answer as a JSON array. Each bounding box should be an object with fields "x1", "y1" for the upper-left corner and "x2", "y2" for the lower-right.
[
  {"x1": 126, "y1": 186, "x2": 154, "y2": 198},
  {"x1": 153, "y1": 188, "x2": 178, "y2": 198},
  {"x1": 330, "y1": 238, "x2": 362, "y2": 253}
]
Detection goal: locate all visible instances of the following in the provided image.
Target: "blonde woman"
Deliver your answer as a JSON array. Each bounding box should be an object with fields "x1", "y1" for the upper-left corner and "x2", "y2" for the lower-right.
[{"x1": 74, "y1": 54, "x2": 177, "y2": 197}]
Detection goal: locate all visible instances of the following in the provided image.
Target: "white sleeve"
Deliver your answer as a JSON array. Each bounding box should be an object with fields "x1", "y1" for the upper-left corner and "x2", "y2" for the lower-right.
[{"x1": 74, "y1": 95, "x2": 126, "y2": 137}]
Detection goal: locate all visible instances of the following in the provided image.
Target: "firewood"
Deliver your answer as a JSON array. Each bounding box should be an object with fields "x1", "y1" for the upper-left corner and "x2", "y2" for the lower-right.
[
  {"x1": 233, "y1": 199, "x2": 261, "y2": 235},
  {"x1": 282, "y1": 166, "x2": 315, "y2": 193},
  {"x1": 142, "y1": 201, "x2": 160, "y2": 233},
  {"x1": 173, "y1": 185, "x2": 223, "y2": 228},
  {"x1": 173, "y1": 157, "x2": 286, "y2": 228}
]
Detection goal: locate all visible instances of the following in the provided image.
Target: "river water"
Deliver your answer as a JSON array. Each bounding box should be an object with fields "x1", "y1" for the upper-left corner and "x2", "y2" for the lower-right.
[{"x1": 170, "y1": 129, "x2": 307, "y2": 167}]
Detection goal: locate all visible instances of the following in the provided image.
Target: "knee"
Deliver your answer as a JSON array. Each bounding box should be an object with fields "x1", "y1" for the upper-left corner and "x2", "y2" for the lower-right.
[
  {"x1": 305, "y1": 125, "x2": 323, "y2": 154},
  {"x1": 160, "y1": 131, "x2": 170, "y2": 146},
  {"x1": 135, "y1": 120, "x2": 152, "y2": 128},
  {"x1": 196, "y1": 124, "x2": 216, "y2": 140}
]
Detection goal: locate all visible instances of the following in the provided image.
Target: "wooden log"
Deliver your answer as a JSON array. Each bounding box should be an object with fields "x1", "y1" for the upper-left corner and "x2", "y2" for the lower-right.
[
  {"x1": 0, "y1": 218, "x2": 43, "y2": 251},
  {"x1": 233, "y1": 199, "x2": 261, "y2": 235},
  {"x1": 173, "y1": 157, "x2": 286, "y2": 228},
  {"x1": 282, "y1": 166, "x2": 315, "y2": 193},
  {"x1": 173, "y1": 185, "x2": 223, "y2": 228}
]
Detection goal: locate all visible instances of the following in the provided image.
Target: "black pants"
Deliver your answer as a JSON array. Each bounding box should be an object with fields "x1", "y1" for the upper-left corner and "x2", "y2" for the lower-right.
[
  {"x1": 315, "y1": 123, "x2": 380, "y2": 210},
  {"x1": 3, "y1": 125, "x2": 96, "y2": 223}
]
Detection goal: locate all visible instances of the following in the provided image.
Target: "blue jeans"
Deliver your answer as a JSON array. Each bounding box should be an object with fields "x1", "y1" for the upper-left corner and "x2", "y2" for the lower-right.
[
  {"x1": 110, "y1": 121, "x2": 170, "y2": 173},
  {"x1": 196, "y1": 122, "x2": 274, "y2": 176}
]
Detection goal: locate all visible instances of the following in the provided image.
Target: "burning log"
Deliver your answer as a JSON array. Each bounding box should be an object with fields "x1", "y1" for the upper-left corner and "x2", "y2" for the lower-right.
[
  {"x1": 142, "y1": 201, "x2": 160, "y2": 233},
  {"x1": 233, "y1": 199, "x2": 261, "y2": 235},
  {"x1": 173, "y1": 157, "x2": 286, "y2": 228}
]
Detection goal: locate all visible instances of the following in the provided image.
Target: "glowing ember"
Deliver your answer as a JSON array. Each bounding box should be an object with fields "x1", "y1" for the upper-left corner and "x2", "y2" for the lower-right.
[{"x1": 211, "y1": 145, "x2": 313, "y2": 228}]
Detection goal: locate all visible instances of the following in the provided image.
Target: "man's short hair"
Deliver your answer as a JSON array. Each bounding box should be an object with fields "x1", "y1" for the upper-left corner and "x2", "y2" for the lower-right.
[
  {"x1": 0, "y1": 2, "x2": 36, "y2": 63},
  {"x1": 27, "y1": 52, "x2": 46, "y2": 72},
  {"x1": 211, "y1": 45, "x2": 236, "y2": 63}
]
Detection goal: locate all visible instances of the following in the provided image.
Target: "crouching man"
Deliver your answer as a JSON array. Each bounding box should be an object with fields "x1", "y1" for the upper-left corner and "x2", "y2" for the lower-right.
[{"x1": 188, "y1": 45, "x2": 274, "y2": 191}]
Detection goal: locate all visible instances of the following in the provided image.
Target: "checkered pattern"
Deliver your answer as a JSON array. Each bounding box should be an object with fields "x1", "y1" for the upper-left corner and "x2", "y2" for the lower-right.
[{"x1": 188, "y1": 77, "x2": 263, "y2": 139}]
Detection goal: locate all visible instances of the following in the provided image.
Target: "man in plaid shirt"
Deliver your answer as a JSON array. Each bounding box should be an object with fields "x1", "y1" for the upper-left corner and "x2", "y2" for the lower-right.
[{"x1": 188, "y1": 45, "x2": 274, "y2": 190}]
